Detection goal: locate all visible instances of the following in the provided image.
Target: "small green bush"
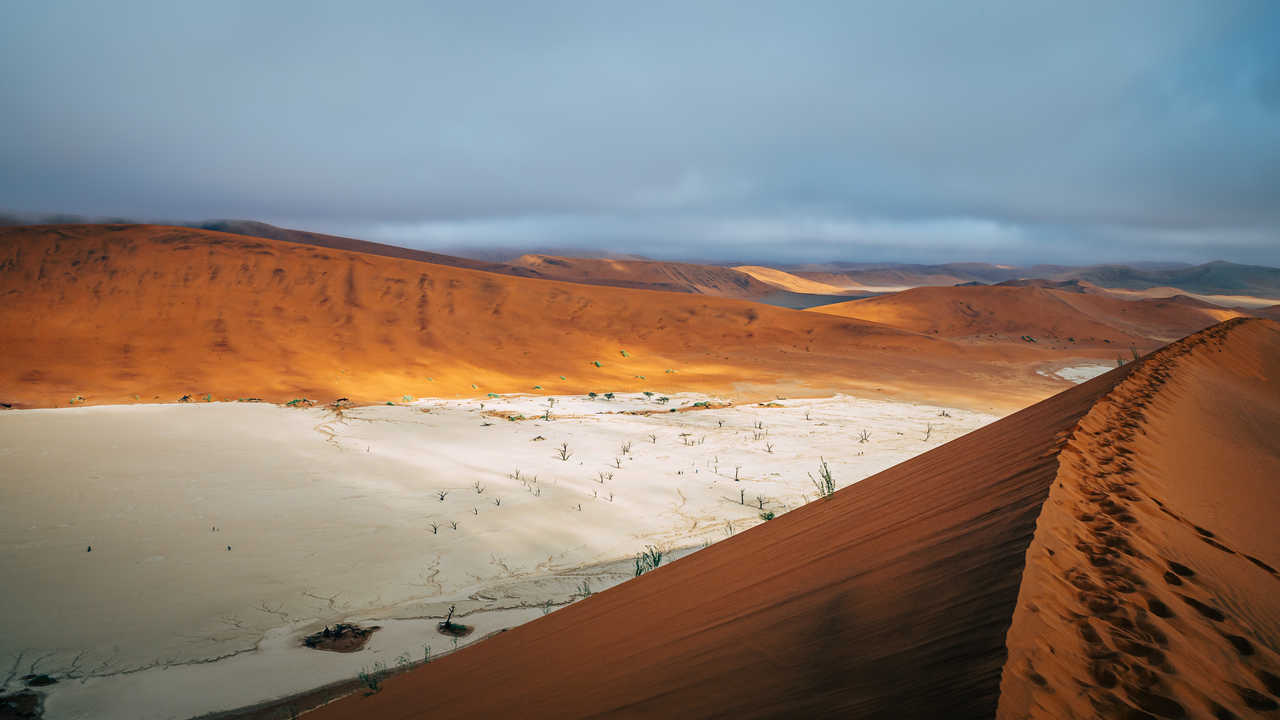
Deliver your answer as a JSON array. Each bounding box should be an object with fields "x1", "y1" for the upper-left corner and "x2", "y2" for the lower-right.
[
  {"x1": 809, "y1": 458, "x2": 836, "y2": 498},
  {"x1": 359, "y1": 661, "x2": 387, "y2": 694},
  {"x1": 634, "y1": 545, "x2": 663, "y2": 576}
]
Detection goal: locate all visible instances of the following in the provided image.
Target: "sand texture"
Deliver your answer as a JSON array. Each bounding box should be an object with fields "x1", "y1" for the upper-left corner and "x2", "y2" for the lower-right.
[{"x1": 998, "y1": 317, "x2": 1280, "y2": 719}]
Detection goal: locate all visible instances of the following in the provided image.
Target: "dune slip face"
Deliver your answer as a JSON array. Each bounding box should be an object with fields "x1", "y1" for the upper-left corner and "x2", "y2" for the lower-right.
[
  {"x1": 999, "y1": 318, "x2": 1280, "y2": 719},
  {"x1": 304, "y1": 331, "x2": 1143, "y2": 719},
  {"x1": 0, "y1": 224, "x2": 1066, "y2": 412}
]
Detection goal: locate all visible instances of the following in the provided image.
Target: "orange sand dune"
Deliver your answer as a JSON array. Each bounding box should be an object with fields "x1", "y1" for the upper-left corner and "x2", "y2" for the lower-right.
[
  {"x1": 303, "y1": 318, "x2": 1279, "y2": 720},
  {"x1": 732, "y1": 264, "x2": 868, "y2": 295},
  {"x1": 511, "y1": 253, "x2": 777, "y2": 298},
  {"x1": 1000, "y1": 318, "x2": 1280, "y2": 719},
  {"x1": 808, "y1": 284, "x2": 1243, "y2": 347},
  {"x1": 0, "y1": 225, "x2": 1062, "y2": 411}
]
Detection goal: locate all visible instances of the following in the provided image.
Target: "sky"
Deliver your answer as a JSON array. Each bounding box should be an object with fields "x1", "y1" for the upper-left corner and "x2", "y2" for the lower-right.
[{"x1": 2, "y1": 1, "x2": 1278, "y2": 266}]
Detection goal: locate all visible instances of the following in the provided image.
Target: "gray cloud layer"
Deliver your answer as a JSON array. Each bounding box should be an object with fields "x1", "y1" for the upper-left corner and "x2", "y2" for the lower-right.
[{"x1": 2, "y1": 1, "x2": 1278, "y2": 264}]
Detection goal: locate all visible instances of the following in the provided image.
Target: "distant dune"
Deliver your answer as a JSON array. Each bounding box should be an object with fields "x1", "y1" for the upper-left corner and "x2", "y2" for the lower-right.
[
  {"x1": 0, "y1": 225, "x2": 1068, "y2": 411},
  {"x1": 510, "y1": 253, "x2": 775, "y2": 298},
  {"x1": 733, "y1": 264, "x2": 867, "y2": 295},
  {"x1": 304, "y1": 318, "x2": 1279, "y2": 720},
  {"x1": 806, "y1": 284, "x2": 1243, "y2": 346}
]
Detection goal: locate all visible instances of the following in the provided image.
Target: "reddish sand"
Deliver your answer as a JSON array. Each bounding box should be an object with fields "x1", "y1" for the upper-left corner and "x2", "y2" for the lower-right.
[
  {"x1": 0, "y1": 224, "x2": 1065, "y2": 411},
  {"x1": 1000, "y1": 318, "x2": 1280, "y2": 719},
  {"x1": 511, "y1": 253, "x2": 778, "y2": 298},
  {"x1": 300, "y1": 319, "x2": 1278, "y2": 720},
  {"x1": 807, "y1": 285, "x2": 1244, "y2": 348}
]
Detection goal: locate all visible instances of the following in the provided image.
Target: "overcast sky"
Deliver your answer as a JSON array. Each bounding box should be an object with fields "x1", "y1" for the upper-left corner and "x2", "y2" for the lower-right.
[{"x1": 3, "y1": 1, "x2": 1278, "y2": 265}]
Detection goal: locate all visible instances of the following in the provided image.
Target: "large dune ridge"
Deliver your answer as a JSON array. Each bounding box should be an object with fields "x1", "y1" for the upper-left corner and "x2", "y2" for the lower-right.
[
  {"x1": 300, "y1": 318, "x2": 1278, "y2": 720},
  {"x1": 999, "y1": 317, "x2": 1280, "y2": 719},
  {"x1": 807, "y1": 284, "x2": 1245, "y2": 347},
  {"x1": 0, "y1": 224, "x2": 1065, "y2": 412}
]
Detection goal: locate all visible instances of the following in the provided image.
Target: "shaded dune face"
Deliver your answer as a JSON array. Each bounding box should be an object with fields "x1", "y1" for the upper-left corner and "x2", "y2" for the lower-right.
[
  {"x1": 999, "y1": 318, "x2": 1280, "y2": 719},
  {"x1": 0, "y1": 224, "x2": 1058, "y2": 410},
  {"x1": 307, "y1": 333, "x2": 1139, "y2": 719}
]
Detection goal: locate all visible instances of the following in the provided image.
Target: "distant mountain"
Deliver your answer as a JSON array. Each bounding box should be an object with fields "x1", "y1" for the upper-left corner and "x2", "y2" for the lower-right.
[
  {"x1": 1052, "y1": 261, "x2": 1280, "y2": 297},
  {"x1": 778, "y1": 260, "x2": 1280, "y2": 299}
]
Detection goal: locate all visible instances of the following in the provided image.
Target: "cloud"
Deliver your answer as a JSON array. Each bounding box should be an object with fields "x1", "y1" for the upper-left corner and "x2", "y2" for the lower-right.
[{"x1": 1, "y1": 1, "x2": 1277, "y2": 264}]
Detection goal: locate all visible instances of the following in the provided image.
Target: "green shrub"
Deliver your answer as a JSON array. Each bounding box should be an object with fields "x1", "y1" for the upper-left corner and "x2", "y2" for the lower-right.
[
  {"x1": 359, "y1": 661, "x2": 387, "y2": 694},
  {"x1": 809, "y1": 458, "x2": 836, "y2": 498},
  {"x1": 634, "y1": 545, "x2": 664, "y2": 576}
]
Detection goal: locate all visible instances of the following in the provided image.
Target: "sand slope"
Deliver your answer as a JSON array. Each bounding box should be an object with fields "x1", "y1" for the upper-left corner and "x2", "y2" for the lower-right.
[
  {"x1": 0, "y1": 224, "x2": 1067, "y2": 411},
  {"x1": 807, "y1": 285, "x2": 1243, "y2": 346},
  {"x1": 1000, "y1": 318, "x2": 1280, "y2": 719},
  {"x1": 306, "y1": 319, "x2": 1279, "y2": 720}
]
